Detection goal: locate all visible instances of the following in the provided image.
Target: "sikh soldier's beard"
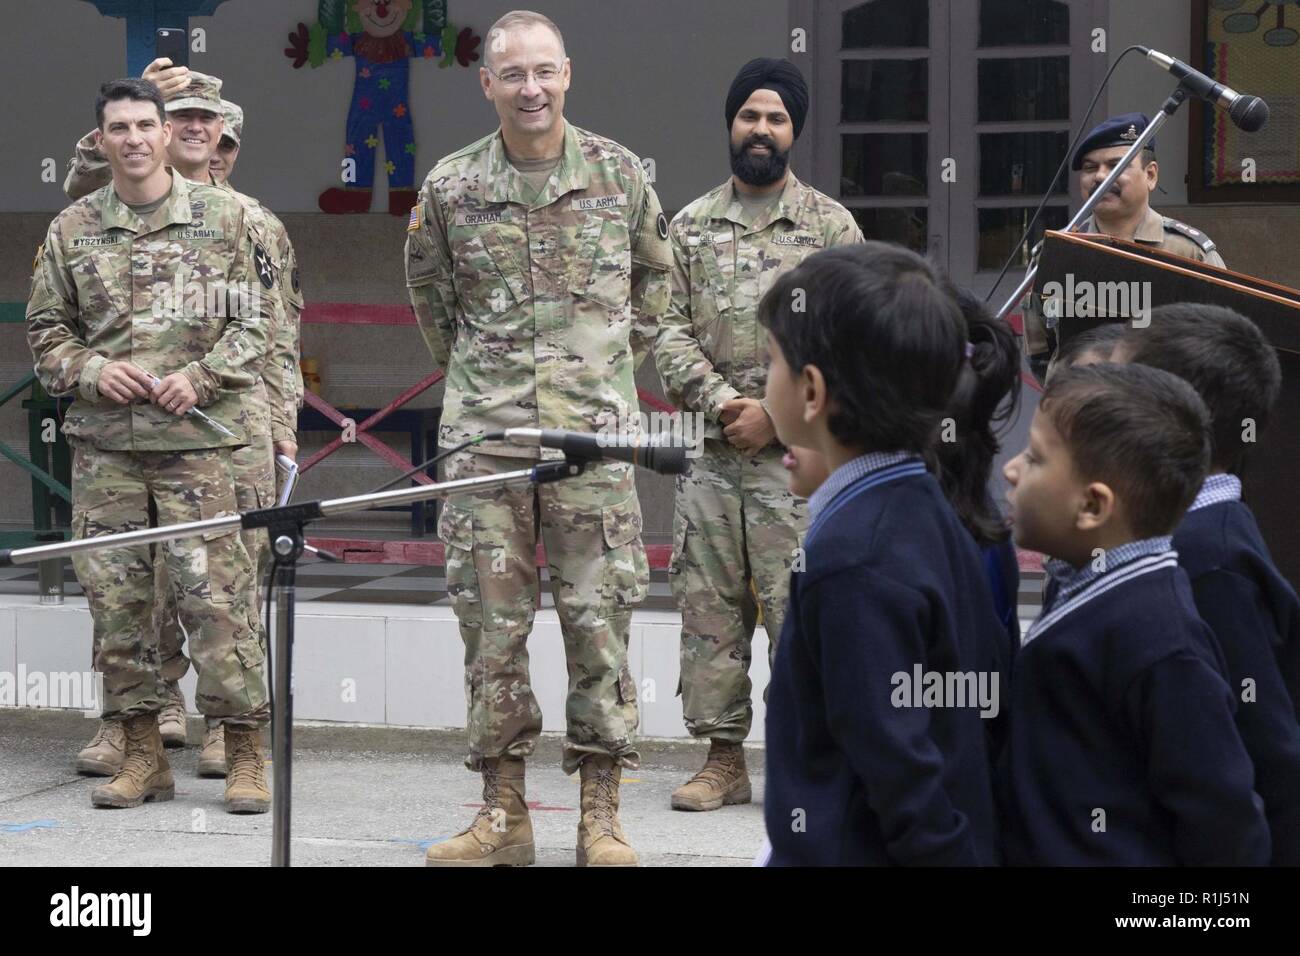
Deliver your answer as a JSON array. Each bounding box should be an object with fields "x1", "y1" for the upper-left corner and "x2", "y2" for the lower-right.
[{"x1": 730, "y1": 134, "x2": 790, "y2": 187}]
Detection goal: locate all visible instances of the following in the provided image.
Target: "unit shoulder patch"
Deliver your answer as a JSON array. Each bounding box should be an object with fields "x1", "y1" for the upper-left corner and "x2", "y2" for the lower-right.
[{"x1": 254, "y1": 243, "x2": 276, "y2": 289}]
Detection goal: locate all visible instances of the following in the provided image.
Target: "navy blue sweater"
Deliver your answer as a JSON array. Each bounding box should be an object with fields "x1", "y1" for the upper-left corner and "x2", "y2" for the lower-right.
[
  {"x1": 1003, "y1": 556, "x2": 1270, "y2": 865},
  {"x1": 982, "y1": 538, "x2": 1021, "y2": 654},
  {"x1": 1175, "y1": 501, "x2": 1300, "y2": 865},
  {"x1": 764, "y1": 468, "x2": 1009, "y2": 866}
]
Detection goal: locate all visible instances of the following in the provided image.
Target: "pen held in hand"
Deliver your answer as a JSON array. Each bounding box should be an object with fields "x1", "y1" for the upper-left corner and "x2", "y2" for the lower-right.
[{"x1": 144, "y1": 373, "x2": 238, "y2": 439}]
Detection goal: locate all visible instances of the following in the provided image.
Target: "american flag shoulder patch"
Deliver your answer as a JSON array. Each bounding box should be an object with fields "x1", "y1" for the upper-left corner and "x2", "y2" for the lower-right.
[{"x1": 407, "y1": 204, "x2": 422, "y2": 232}]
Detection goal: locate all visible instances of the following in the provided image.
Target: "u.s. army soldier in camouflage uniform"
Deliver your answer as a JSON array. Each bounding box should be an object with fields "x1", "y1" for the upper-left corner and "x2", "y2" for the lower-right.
[
  {"x1": 28, "y1": 78, "x2": 275, "y2": 812},
  {"x1": 654, "y1": 58, "x2": 862, "y2": 813},
  {"x1": 1021, "y1": 113, "x2": 1226, "y2": 382},
  {"x1": 66, "y1": 70, "x2": 302, "y2": 794},
  {"x1": 406, "y1": 10, "x2": 670, "y2": 868}
]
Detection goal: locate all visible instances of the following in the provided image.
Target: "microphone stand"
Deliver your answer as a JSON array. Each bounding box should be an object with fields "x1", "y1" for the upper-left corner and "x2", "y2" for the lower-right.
[
  {"x1": 0, "y1": 456, "x2": 589, "y2": 867},
  {"x1": 996, "y1": 83, "x2": 1191, "y2": 321}
]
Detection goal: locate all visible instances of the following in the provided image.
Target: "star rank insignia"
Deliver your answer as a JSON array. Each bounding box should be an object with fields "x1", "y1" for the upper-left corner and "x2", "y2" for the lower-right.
[{"x1": 255, "y1": 244, "x2": 275, "y2": 289}]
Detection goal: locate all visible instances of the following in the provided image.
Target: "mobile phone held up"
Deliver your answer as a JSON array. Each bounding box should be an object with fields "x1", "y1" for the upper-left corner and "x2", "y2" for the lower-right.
[{"x1": 155, "y1": 27, "x2": 188, "y2": 69}]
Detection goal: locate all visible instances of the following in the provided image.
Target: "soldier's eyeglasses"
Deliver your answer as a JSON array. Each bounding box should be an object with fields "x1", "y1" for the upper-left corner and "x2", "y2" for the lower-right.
[{"x1": 488, "y1": 66, "x2": 563, "y2": 88}]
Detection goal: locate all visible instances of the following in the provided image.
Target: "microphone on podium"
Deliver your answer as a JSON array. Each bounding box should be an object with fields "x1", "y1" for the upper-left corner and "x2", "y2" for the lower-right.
[
  {"x1": 1139, "y1": 46, "x2": 1269, "y2": 132},
  {"x1": 501, "y1": 428, "x2": 690, "y2": 475}
]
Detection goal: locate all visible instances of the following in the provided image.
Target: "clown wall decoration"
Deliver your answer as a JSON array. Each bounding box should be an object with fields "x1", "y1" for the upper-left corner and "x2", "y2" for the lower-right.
[{"x1": 286, "y1": 0, "x2": 481, "y2": 214}]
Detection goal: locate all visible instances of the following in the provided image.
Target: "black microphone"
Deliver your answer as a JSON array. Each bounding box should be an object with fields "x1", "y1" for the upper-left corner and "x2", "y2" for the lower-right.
[
  {"x1": 1140, "y1": 46, "x2": 1269, "y2": 132},
  {"x1": 502, "y1": 428, "x2": 689, "y2": 475}
]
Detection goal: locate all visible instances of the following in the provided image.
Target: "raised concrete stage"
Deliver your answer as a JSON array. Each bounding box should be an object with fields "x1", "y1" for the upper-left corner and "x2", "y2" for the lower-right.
[{"x1": 0, "y1": 595, "x2": 773, "y2": 743}]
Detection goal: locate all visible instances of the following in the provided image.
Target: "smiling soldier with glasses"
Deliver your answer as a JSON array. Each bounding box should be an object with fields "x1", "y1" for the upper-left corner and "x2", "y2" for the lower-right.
[
  {"x1": 405, "y1": 9, "x2": 672, "y2": 868},
  {"x1": 484, "y1": 64, "x2": 564, "y2": 87}
]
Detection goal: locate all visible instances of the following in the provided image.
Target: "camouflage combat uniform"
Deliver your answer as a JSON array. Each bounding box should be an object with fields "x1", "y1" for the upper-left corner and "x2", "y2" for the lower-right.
[
  {"x1": 154, "y1": 182, "x2": 302, "y2": 688},
  {"x1": 653, "y1": 174, "x2": 862, "y2": 742},
  {"x1": 405, "y1": 120, "x2": 671, "y2": 774},
  {"x1": 63, "y1": 97, "x2": 305, "y2": 691},
  {"x1": 1021, "y1": 207, "x2": 1226, "y2": 380},
  {"x1": 27, "y1": 173, "x2": 272, "y2": 726}
]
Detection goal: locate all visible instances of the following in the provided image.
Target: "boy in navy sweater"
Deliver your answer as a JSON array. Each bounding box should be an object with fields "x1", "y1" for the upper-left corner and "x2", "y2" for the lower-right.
[
  {"x1": 1119, "y1": 303, "x2": 1300, "y2": 864},
  {"x1": 1001, "y1": 363, "x2": 1269, "y2": 865},
  {"x1": 759, "y1": 243, "x2": 1010, "y2": 866}
]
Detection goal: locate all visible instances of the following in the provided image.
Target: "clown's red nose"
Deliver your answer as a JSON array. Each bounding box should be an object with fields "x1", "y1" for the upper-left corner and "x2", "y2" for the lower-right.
[{"x1": 376, "y1": 1, "x2": 389, "y2": 16}]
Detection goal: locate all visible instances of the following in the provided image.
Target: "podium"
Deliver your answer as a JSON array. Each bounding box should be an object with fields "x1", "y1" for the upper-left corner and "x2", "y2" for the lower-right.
[{"x1": 1034, "y1": 229, "x2": 1300, "y2": 587}]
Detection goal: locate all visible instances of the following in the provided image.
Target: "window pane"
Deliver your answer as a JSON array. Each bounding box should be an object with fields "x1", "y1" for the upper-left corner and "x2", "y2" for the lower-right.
[
  {"x1": 842, "y1": 60, "x2": 928, "y2": 122},
  {"x1": 979, "y1": 0, "x2": 1069, "y2": 47},
  {"x1": 841, "y1": 134, "x2": 927, "y2": 197},
  {"x1": 843, "y1": 0, "x2": 929, "y2": 49},
  {"x1": 978, "y1": 57, "x2": 1069, "y2": 121},
  {"x1": 978, "y1": 205, "x2": 1068, "y2": 271},
  {"x1": 852, "y1": 207, "x2": 929, "y2": 254},
  {"x1": 979, "y1": 131, "x2": 1070, "y2": 196}
]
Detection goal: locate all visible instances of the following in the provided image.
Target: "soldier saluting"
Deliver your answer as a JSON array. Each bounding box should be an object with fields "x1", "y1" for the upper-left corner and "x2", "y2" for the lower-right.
[{"x1": 1022, "y1": 112, "x2": 1225, "y2": 381}]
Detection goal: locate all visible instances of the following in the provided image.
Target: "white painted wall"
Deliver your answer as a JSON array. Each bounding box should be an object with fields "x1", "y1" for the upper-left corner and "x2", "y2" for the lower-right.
[
  {"x1": 1105, "y1": 0, "x2": 1194, "y2": 205},
  {"x1": 0, "y1": 597, "x2": 774, "y2": 741}
]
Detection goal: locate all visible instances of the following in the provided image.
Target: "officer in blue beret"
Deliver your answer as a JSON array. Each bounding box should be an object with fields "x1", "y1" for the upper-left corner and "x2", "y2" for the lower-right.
[{"x1": 1022, "y1": 112, "x2": 1226, "y2": 381}]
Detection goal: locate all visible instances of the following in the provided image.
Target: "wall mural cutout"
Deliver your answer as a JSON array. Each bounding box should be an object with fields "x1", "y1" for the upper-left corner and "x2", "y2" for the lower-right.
[{"x1": 285, "y1": 0, "x2": 481, "y2": 214}]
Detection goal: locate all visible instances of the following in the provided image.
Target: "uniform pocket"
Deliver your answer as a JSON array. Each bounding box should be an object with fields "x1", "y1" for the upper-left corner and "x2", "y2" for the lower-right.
[
  {"x1": 570, "y1": 212, "x2": 630, "y2": 311},
  {"x1": 200, "y1": 494, "x2": 241, "y2": 542},
  {"x1": 438, "y1": 502, "x2": 482, "y2": 629},
  {"x1": 617, "y1": 664, "x2": 637, "y2": 705},
  {"x1": 234, "y1": 635, "x2": 265, "y2": 668},
  {"x1": 694, "y1": 241, "x2": 733, "y2": 315},
  {"x1": 601, "y1": 493, "x2": 649, "y2": 609},
  {"x1": 70, "y1": 250, "x2": 129, "y2": 337},
  {"x1": 198, "y1": 493, "x2": 247, "y2": 606},
  {"x1": 472, "y1": 224, "x2": 531, "y2": 307},
  {"x1": 668, "y1": 501, "x2": 688, "y2": 576}
]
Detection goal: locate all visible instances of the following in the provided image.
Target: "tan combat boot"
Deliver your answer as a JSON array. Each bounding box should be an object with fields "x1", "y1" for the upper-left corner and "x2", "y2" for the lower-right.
[
  {"x1": 425, "y1": 757, "x2": 534, "y2": 867},
  {"x1": 670, "y1": 740, "x2": 751, "y2": 812},
  {"x1": 76, "y1": 719, "x2": 126, "y2": 776},
  {"x1": 224, "y1": 727, "x2": 271, "y2": 814},
  {"x1": 197, "y1": 724, "x2": 226, "y2": 778},
  {"x1": 90, "y1": 714, "x2": 174, "y2": 808},
  {"x1": 158, "y1": 680, "x2": 188, "y2": 748},
  {"x1": 576, "y1": 755, "x2": 637, "y2": 867}
]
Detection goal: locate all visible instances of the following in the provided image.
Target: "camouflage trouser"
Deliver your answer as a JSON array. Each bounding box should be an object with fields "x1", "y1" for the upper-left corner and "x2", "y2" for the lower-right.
[
  {"x1": 670, "y1": 439, "x2": 807, "y2": 742},
  {"x1": 156, "y1": 430, "x2": 277, "y2": 697},
  {"x1": 440, "y1": 452, "x2": 649, "y2": 774},
  {"x1": 70, "y1": 441, "x2": 268, "y2": 727}
]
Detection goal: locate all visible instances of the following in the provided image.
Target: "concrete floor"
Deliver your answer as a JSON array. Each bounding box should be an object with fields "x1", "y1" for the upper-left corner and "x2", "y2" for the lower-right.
[{"x1": 0, "y1": 708, "x2": 766, "y2": 867}]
